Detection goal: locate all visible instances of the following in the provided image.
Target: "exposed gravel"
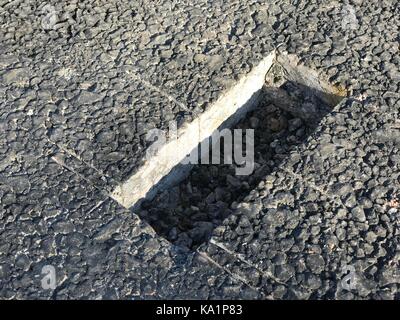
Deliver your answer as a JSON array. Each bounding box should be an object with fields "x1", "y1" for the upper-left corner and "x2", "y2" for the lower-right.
[{"x1": 139, "y1": 83, "x2": 332, "y2": 250}]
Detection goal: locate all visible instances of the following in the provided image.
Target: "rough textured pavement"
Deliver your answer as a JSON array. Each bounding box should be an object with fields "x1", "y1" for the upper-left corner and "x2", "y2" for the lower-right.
[{"x1": 1, "y1": 0, "x2": 399, "y2": 299}]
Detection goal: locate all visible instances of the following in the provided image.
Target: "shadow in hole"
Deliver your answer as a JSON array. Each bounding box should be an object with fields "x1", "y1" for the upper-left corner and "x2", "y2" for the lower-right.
[{"x1": 135, "y1": 80, "x2": 345, "y2": 251}]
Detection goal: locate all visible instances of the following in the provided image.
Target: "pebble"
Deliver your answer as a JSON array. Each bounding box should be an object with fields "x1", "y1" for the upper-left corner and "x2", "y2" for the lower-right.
[{"x1": 351, "y1": 206, "x2": 366, "y2": 222}]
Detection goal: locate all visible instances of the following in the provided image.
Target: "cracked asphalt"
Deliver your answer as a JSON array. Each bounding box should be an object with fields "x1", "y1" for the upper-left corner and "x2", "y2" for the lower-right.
[{"x1": 1, "y1": 0, "x2": 400, "y2": 299}]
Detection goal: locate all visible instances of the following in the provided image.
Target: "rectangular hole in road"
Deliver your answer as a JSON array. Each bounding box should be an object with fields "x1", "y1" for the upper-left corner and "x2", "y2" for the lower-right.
[{"x1": 136, "y1": 55, "x2": 346, "y2": 251}]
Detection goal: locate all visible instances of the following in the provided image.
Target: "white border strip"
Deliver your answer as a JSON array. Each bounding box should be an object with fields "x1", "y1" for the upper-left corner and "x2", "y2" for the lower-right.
[{"x1": 110, "y1": 51, "x2": 276, "y2": 208}]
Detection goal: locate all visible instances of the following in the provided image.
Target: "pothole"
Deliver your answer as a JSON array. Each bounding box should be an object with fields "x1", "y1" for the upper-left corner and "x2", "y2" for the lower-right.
[
  {"x1": 111, "y1": 52, "x2": 347, "y2": 251},
  {"x1": 139, "y1": 101, "x2": 311, "y2": 250}
]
